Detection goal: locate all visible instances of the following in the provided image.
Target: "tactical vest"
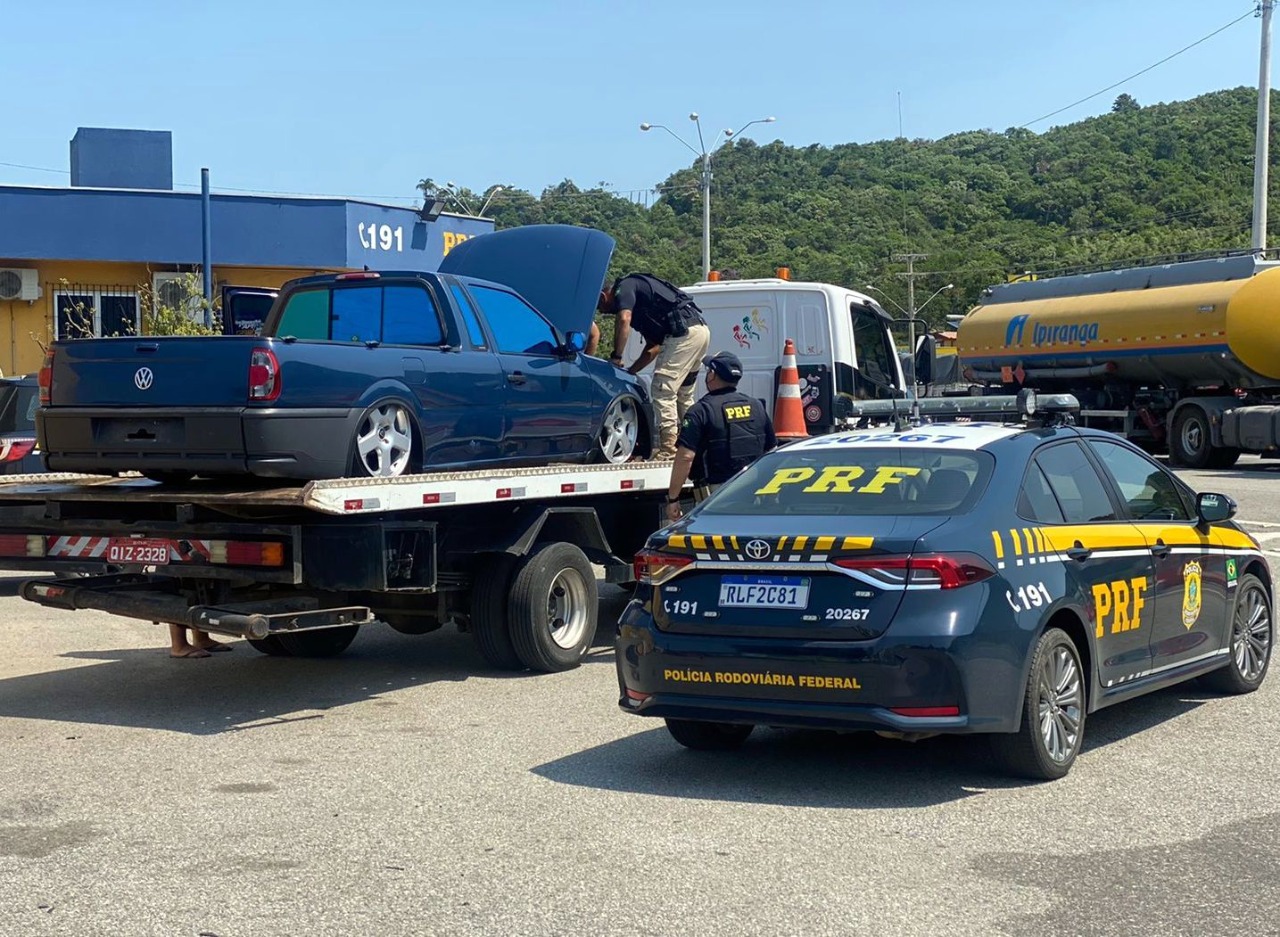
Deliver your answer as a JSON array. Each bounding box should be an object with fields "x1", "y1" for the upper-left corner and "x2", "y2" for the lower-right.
[{"x1": 694, "y1": 391, "x2": 771, "y2": 484}]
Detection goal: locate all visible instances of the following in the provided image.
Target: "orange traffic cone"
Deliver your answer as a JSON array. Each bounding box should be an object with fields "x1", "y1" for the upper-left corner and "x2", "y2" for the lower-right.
[{"x1": 774, "y1": 338, "x2": 810, "y2": 439}]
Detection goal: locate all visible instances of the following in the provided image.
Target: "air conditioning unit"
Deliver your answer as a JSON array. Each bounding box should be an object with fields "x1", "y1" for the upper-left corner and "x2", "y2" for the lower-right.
[
  {"x1": 0, "y1": 268, "x2": 41, "y2": 302},
  {"x1": 152, "y1": 272, "x2": 203, "y2": 321}
]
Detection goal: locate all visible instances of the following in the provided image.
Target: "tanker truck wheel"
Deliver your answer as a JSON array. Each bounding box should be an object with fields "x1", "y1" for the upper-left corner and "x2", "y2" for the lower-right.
[{"x1": 1170, "y1": 407, "x2": 1214, "y2": 469}]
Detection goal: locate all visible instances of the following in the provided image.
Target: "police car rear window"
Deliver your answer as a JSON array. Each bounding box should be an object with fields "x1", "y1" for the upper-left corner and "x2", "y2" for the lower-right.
[{"x1": 703, "y1": 448, "x2": 992, "y2": 517}]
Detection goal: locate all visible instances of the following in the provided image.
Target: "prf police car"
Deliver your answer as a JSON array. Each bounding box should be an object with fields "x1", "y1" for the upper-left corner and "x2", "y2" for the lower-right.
[{"x1": 617, "y1": 397, "x2": 1272, "y2": 780}]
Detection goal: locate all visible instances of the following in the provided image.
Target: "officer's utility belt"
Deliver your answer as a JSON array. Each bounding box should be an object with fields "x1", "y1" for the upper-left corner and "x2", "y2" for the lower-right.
[
  {"x1": 665, "y1": 301, "x2": 705, "y2": 338},
  {"x1": 692, "y1": 483, "x2": 720, "y2": 503}
]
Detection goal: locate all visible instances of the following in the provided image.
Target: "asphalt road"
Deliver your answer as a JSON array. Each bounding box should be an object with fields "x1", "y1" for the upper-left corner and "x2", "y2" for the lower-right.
[{"x1": 1, "y1": 459, "x2": 1279, "y2": 936}]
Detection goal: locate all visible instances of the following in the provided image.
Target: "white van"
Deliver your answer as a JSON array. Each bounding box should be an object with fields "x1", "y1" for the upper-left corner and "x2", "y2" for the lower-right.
[{"x1": 623, "y1": 277, "x2": 914, "y2": 433}]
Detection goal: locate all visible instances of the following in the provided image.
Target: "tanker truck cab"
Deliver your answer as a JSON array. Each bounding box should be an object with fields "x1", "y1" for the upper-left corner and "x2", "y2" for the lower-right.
[{"x1": 622, "y1": 277, "x2": 911, "y2": 434}]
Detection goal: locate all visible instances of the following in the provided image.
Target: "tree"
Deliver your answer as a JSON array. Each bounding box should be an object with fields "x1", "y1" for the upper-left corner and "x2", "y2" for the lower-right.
[{"x1": 1112, "y1": 93, "x2": 1140, "y2": 113}]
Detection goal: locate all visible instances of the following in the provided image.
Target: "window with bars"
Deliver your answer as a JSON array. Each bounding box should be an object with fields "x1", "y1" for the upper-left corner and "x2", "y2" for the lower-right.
[{"x1": 53, "y1": 287, "x2": 141, "y2": 340}]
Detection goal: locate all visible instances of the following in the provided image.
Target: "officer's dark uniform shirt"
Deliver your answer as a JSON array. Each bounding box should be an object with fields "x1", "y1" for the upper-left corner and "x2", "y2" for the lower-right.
[
  {"x1": 676, "y1": 387, "x2": 777, "y2": 485},
  {"x1": 610, "y1": 274, "x2": 704, "y2": 346}
]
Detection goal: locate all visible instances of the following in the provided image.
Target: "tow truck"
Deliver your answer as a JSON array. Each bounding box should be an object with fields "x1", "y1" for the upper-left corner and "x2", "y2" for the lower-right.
[{"x1": 0, "y1": 460, "x2": 669, "y2": 672}]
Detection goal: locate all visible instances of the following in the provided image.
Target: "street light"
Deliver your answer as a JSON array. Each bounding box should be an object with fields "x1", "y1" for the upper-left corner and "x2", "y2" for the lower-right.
[
  {"x1": 863, "y1": 283, "x2": 906, "y2": 315},
  {"x1": 641, "y1": 113, "x2": 777, "y2": 280},
  {"x1": 442, "y1": 181, "x2": 476, "y2": 216},
  {"x1": 917, "y1": 283, "x2": 955, "y2": 315},
  {"x1": 478, "y1": 185, "x2": 505, "y2": 217}
]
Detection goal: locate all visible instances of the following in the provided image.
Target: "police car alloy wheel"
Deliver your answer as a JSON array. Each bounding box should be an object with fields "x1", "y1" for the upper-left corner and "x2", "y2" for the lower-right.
[
  {"x1": 991, "y1": 628, "x2": 1086, "y2": 781},
  {"x1": 1201, "y1": 573, "x2": 1272, "y2": 694}
]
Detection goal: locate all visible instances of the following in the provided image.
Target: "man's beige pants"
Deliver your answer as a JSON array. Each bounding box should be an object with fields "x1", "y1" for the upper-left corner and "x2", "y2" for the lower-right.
[{"x1": 650, "y1": 323, "x2": 711, "y2": 457}]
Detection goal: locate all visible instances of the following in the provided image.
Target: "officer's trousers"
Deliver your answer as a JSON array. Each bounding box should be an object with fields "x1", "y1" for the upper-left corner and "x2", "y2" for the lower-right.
[{"x1": 650, "y1": 322, "x2": 710, "y2": 456}]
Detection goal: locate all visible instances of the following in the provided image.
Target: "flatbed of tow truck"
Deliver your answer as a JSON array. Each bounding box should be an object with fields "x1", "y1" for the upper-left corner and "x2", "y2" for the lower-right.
[{"x1": 0, "y1": 461, "x2": 675, "y2": 673}]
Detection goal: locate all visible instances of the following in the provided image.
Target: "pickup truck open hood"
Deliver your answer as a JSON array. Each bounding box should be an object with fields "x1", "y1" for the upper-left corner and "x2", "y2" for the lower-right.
[{"x1": 438, "y1": 224, "x2": 614, "y2": 337}]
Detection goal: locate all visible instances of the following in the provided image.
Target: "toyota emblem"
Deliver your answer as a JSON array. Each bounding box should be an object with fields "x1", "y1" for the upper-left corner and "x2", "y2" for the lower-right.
[
  {"x1": 134, "y1": 367, "x2": 154, "y2": 390},
  {"x1": 744, "y1": 539, "x2": 771, "y2": 560}
]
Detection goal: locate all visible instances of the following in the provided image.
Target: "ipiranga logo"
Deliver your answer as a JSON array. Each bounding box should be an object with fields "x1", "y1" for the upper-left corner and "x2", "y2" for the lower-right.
[{"x1": 1002, "y1": 313, "x2": 1100, "y2": 347}]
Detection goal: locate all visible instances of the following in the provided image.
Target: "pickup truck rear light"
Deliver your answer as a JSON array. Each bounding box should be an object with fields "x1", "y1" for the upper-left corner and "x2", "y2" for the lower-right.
[
  {"x1": 0, "y1": 534, "x2": 45, "y2": 558},
  {"x1": 0, "y1": 438, "x2": 36, "y2": 462},
  {"x1": 634, "y1": 549, "x2": 694, "y2": 585},
  {"x1": 336, "y1": 271, "x2": 381, "y2": 281},
  {"x1": 834, "y1": 553, "x2": 994, "y2": 589},
  {"x1": 248, "y1": 348, "x2": 281, "y2": 401},
  {"x1": 38, "y1": 349, "x2": 54, "y2": 405}
]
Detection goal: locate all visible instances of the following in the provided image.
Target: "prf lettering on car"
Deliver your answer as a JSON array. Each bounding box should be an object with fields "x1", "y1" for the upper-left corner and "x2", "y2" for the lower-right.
[
  {"x1": 725, "y1": 404, "x2": 753, "y2": 420},
  {"x1": 754, "y1": 465, "x2": 921, "y2": 495},
  {"x1": 1092, "y1": 577, "x2": 1148, "y2": 637},
  {"x1": 442, "y1": 232, "x2": 472, "y2": 255}
]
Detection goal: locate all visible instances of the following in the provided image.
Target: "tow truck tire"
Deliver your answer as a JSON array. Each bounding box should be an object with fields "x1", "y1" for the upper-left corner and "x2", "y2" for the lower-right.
[
  {"x1": 664, "y1": 718, "x2": 754, "y2": 751},
  {"x1": 469, "y1": 553, "x2": 524, "y2": 671},
  {"x1": 1201, "y1": 573, "x2": 1272, "y2": 694},
  {"x1": 276, "y1": 625, "x2": 360, "y2": 658},
  {"x1": 990, "y1": 627, "x2": 1086, "y2": 781},
  {"x1": 508, "y1": 542, "x2": 597, "y2": 673},
  {"x1": 247, "y1": 635, "x2": 292, "y2": 656}
]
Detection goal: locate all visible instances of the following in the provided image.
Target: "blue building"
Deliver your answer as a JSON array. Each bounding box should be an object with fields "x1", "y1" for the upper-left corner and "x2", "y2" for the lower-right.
[{"x1": 0, "y1": 128, "x2": 493, "y2": 376}]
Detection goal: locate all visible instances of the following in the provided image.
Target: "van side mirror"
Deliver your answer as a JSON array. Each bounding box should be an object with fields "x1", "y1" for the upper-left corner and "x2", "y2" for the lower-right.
[
  {"x1": 563, "y1": 330, "x2": 587, "y2": 356},
  {"x1": 1196, "y1": 492, "x2": 1237, "y2": 525},
  {"x1": 914, "y1": 334, "x2": 936, "y2": 386}
]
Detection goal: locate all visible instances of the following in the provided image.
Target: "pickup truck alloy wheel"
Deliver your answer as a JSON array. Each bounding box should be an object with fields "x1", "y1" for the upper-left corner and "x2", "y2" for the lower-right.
[
  {"x1": 991, "y1": 627, "x2": 1085, "y2": 780},
  {"x1": 508, "y1": 541, "x2": 598, "y2": 672},
  {"x1": 354, "y1": 403, "x2": 414, "y2": 477},
  {"x1": 597, "y1": 396, "x2": 640, "y2": 463},
  {"x1": 1203, "y1": 573, "x2": 1272, "y2": 693}
]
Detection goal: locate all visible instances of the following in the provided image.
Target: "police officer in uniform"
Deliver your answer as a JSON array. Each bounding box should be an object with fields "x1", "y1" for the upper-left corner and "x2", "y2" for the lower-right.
[
  {"x1": 599, "y1": 273, "x2": 711, "y2": 460},
  {"x1": 666, "y1": 351, "x2": 776, "y2": 521}
]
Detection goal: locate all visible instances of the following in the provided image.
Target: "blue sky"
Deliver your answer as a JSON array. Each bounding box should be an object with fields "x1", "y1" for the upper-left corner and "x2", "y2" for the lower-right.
[{"x1": 0, "y1": 1, "x2": 1268, "y2": 208}]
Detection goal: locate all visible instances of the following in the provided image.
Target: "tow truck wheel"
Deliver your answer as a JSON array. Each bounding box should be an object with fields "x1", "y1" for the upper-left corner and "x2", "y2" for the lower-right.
[
  {"x1": 247, "y1": 636, "x2": 292, "y2": 656},
  {"x1": 469, "y1": 553, "x2": 524, "y2": 671},
  {"x1": 1201, "y1": 573, "x2": 1272, "y2": 694},
  {"x1": 990, "y1": 627, "x2": 1086, "y2": 781},
  {"x1": 507, "y1": 542, "x2": 597, "y2": 672},
  {"x1": 664, "y1": 718, "x2": 754, "y2": 751},
  {"x1": 276, "y1": 625, "x2": 360, "y2": 658}
]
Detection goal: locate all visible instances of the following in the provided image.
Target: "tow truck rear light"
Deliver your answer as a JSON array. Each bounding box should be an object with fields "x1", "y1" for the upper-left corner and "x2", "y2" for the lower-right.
[
  {"x1": 38, "y1": 348, "x2": 54, "y2": 405},
  {"x1": 834, "y1": 553, "x2": 994, "y2": 589},
  {"x1": 213, "y1": 541, "x2": 286, "y2": 568},
  {"x1": 248, "y1": 347, "x2": 281, "y2": 401},
  {"x1": 634, "y1": 549, "x2": 693, "y2": 585},
  {"x1": 0, "y1": 535, "x2": 45, "y2": 558}
]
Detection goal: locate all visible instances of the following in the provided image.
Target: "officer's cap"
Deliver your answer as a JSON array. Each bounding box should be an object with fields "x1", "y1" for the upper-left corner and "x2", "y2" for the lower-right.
[{"x1": 703, "y1": 351, "x2": 744, "y2": 382}]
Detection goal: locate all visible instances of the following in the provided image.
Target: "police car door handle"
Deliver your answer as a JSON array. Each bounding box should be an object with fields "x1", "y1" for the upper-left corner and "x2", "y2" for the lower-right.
[
  {"x1": 1150, "y1": 540, "x2": 1171, "y2": 558},
  {"x1": 1066, "y1": 542, "x2": 1092, "y2": 562}
]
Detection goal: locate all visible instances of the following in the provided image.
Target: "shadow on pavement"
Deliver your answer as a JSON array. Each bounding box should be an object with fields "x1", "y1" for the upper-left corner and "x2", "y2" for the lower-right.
[{"x1": 532, "y1": 684, "x2": 1213, "y2": 809}]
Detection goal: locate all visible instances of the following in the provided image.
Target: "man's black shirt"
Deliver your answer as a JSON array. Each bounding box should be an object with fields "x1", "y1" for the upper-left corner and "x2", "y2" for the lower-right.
[
  {"x1": 610, "y1": 274, "x2": 703, "y2": 346},
  {"x1": 677, "y1": 387, "x2": 776, "y2": 484}
]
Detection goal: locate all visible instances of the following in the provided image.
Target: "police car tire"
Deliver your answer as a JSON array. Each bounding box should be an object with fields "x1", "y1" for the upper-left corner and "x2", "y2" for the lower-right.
[
  {"x1": 990, "y1": 627, "x2": 1086, "y2": 781},
  {"x1": 508, "y1": 542, "x2": 598, "y2": 673},
  {"x1": 469, "y1": 553, "x2": 525, "y2": 671},
  {"x1": 276, "y1": 625, "x2": 360, "y2": 658},
  {"x1": 1200, "y1": 573, "x2": 1272, "y2": 694},
  {"x1": 664, "y1": 718, "x2": 754, "y2": 751}
]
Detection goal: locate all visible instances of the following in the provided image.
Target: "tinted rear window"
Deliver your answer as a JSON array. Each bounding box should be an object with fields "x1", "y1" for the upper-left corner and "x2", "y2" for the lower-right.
[
  {"x1": 703, "y1": 447, "x2": 992, "y2": 516},
  {"x1": 0, "y1": 383, "x2": 37, "y2": 434},
  {"x1": 275, "y1": 284, "x2": 443, "y2": 346}
]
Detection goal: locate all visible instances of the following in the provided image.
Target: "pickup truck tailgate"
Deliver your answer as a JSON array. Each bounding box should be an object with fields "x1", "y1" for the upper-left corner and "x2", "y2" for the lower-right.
[{"x1": 48, "y1": 336, "x2": 263, "y2": 407}]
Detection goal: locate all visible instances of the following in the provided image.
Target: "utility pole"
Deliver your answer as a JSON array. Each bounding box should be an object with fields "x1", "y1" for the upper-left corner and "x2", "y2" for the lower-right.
[
  {"x1": 894, "y1": 252, "x2": 927, "y2": 390},
  {"x1": 1255, "y1": 0, "x2": 1274, "y2": 251}
]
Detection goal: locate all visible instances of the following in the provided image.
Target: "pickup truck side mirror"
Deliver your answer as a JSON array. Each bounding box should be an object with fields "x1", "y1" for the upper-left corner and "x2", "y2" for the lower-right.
[
  {"x1": 914, "y1": 334, "x2": 936, "y2": 386},
  {"x1": 562, "y1": 330, "x2": 587, "y2": 356},
  {"x1": 1196, "y1": 491, "x2": 1237, "y2": 526}
]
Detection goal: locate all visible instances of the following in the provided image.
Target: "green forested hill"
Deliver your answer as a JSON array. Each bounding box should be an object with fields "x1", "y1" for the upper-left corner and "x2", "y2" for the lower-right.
[{"x1": 426, "y1": 87, "x2": 1268, "y2": 327}]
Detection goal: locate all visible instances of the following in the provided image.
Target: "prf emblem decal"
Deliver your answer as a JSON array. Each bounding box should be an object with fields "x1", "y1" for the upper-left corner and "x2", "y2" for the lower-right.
[{"x1": 1182, "y1": 561, "x2": 1203, "y2": 629}]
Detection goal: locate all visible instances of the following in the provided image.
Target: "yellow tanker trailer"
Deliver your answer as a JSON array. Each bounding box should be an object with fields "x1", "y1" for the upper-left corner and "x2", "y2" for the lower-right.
[{"x1": 955, "y1": 253, "x2": 1280, "y2": 468}]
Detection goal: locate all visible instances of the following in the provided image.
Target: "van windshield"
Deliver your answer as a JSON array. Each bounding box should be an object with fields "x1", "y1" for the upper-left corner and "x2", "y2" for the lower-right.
[
  {"x1": 702, "y1": 447, "x2": 992, "y2": 516},
  {"x1": 851, "y1": 303, "x2": 899, "y2": 398}
]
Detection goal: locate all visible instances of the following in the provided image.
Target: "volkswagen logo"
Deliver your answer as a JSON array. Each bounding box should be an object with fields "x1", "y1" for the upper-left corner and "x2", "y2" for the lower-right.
[
  {"x1": 744, "y1": 539, "x2": 771, "y2": 560},
  {"x1": 134, "y1": 367, "x2": 154, "y2": 390}
]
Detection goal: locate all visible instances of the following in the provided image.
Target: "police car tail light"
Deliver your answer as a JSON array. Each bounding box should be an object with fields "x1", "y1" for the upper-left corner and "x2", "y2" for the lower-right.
[
  {"x1": 634, "y1": 550, "x2": 693, "y2": 585},
  {"x1": 835, "y1": 553, "x2": 993, "y2": 589},
  {"x1": 248, "y1": 348, "x2": 281, "y2": 401}
]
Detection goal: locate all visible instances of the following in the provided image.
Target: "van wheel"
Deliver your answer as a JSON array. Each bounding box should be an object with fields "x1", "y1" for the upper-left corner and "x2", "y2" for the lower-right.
[
  {"x1": 990, "y1": 627, "x2": 1086, "y2": 780},
  {"x1": 276, "y1": 625, "x2": 360, "y2": 658},
  {"x1": 665, "y1": 718, "x2": 754, "y2": 750},
  {"x1": 507, "y1": 542, "x2": 597, "y2": 672},
  {"x1": 1201, "y1": 573, "x2": 1272, "y2": 693},
  {"x1": 349, "y1": 401, "x2": 417, "y2": 478},
  {"x1": 469, "y1": 553, "x2": 524, "y2": 670}
]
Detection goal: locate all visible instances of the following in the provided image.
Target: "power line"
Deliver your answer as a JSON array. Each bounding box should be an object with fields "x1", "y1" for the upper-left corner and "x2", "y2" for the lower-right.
[{"x1": 1021, "y1": 6, "x2": 1257, "y2": 128}]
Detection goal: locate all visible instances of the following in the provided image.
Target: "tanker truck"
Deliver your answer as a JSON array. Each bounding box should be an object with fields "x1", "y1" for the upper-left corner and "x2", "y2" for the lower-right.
[{"x1": 946, "y1": 252, "x2": 1280, "y2": 468}]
